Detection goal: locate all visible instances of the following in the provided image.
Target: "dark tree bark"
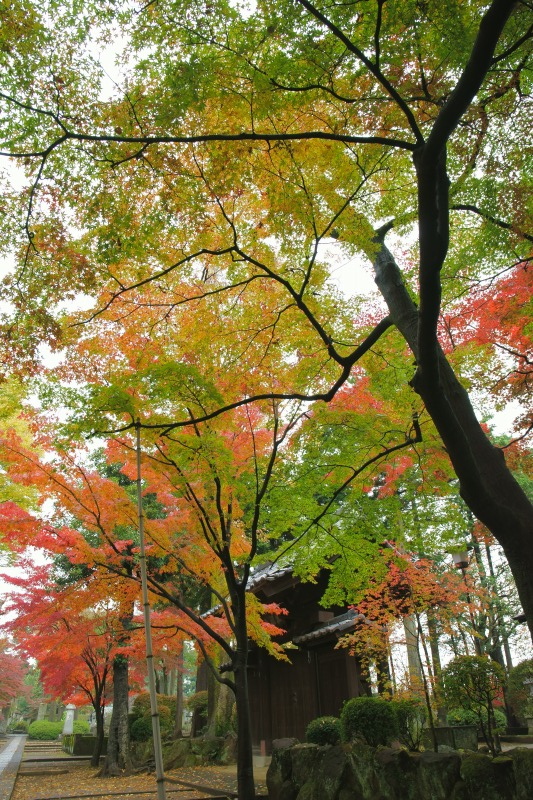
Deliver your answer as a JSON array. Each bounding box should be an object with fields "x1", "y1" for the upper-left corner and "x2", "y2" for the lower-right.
[
  {"x1": 173, "y1": 644, "x2": 184, "y2": 739},
  {"x1": 373, "y1": 240, "x2": 533, "y2": 645},
  {"x1": 99, "y1": 654, "x2": 132, "y2": 776},
  {"x1": 232, "y1": 583, "x2": 255, "y2": 800},
  {"x1": 92, "y1": 703, "x2": 106, "y2": 767},
  {"x1": 194, "y1": 581, "x2": 255, "y2": 799},
  {"x1": 427, "y1": 613, "x2": 447, "y2": 726},
  {"x1": 206, "y1": 654, "x2": 219, "y2": 738}
]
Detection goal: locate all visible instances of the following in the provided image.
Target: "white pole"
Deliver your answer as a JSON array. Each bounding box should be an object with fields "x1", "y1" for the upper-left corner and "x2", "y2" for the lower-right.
[{"x1": 136, "y1": 421, "x2": 167, "y2": 800}]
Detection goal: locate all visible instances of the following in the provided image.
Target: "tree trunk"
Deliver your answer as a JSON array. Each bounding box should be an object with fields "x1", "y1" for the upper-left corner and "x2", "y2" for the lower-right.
[
  {"x1": 99, "y1": 655, "x2": 132, "y2": 777},
  {"x1": 174, "y1": 645, "x2": 184, "y2": 739},
  {"x1": 92, "y1": 704, "x2": 106, "y2": 767},
  {"x1": 427, "y1": 613, "x2": 447, "y2": 726},
  {"x1": 376, "y1": 654, "x2": 392, "y2": 695},
  {"x1": 216, "y1": 680, "x2": 236, "y2": 736},
  {"x1": 234, "y1": 658, "x2": 255, "y2": 800},
  {"x1": 373, "y1": 241, "x2": 533, "y2": 644},
  {"x1": 484, "y1": 542, "x2": 513, "y2": 670},
  {"x1": 232, "y1": 586, "x2": 256, "y2": 800},
  {"x1": 206, "y1": 655, "x2": 219, "y2": 738},
  {"x1": 403, "y1": 615, "x2": 424, "y2": 688}
]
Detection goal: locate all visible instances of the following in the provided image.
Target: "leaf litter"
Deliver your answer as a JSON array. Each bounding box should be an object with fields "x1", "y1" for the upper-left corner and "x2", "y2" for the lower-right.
[{"x1": 11, "y1": 763, "x2": 267, "y2": 800}]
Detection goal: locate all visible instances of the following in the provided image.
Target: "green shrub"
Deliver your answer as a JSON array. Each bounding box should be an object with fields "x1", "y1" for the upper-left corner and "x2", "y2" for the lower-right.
[
  {"x1": 186, "y1": 690, "x2": 208, "y2": 713},
  {"x1": 158, "y1": 704, "x2": 174, "y2": 738},
  {"x1": 447, "y1": 706, "x2": 506, "y2": 734},
  {"x1": 447, "y1": 707, "x2": 479, "y2": 728},
  {"x1": 73, "y1": 719, "x2": 90, "y2": 734},
  {"x1": 131, "y1": 692, "x2": 176, "y2": 721},
  {"x1": 306, "y1": 716, "x2": 341, "y2": 746},
  {"x1": 390, "y1": 698, "x2": 426, "y2": 751},
  {"x1": 443, "y1": 655, "x2": 505, "y2": 756},
  {"x1": 7, "y1": 719, "x2": 28, "y2": 733},
  {"x1": 340, "y1": 697, "x2": 399, "y2": 747},
  {"x1": 507, "y1": 659, "x2": 533, "y2": 723},
  {"x1": 130, "y1": 715, "x2": 153, "y2": 742},
  {"x1": 130, "y1": 705, "x2": 174, "y2": 742},
  {"x1": 28, "y1": 720, "x2": 63, "y2": 740}
]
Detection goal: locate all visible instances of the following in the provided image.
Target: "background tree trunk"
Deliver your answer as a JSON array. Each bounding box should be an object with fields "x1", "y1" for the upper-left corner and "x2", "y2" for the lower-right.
[
  {"x1": 427, "y1": 613, "x2": 447, "y2": 726},
  {"x1": 91, "y1": 701, "x2": 106, "y2": 767},
  {"x1": 403, "y1": 615, "x2": 424, "y2": 688},
  {"x1": 174, "y1": 645, "x2": 184, "y2": 739},
  {"x1": 99, "y1": 655, "x2": 132, "y2": 777}
]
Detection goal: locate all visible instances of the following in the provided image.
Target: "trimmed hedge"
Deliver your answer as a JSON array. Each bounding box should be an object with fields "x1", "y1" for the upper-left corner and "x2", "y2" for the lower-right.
[
  {"x1": 131, "y1": 692, "x2": 177, "y2": 720},
  {"x1": 447, "y1": 706, "x2": 506, "y2": 733},
  {"x1": 72, "y1": 719, "x2": 91, "y2": 734},
  {"x1": 28, "y1": 720, "x2": 63, "y2": 740},
  {"x1": 130, "y1": 706, "x2": 174, "y2": 742},
  {"x1": 27, "y1": 718, "x2": 89, "y2": 739},
  {"x1": 306, "y1": 716, "x2": 341, "y2": 746},
  {"x1": 186, "y1": 691, "x2": 208, "y2": 713},
  {"x1": 340, "y1": 696, "x2": 399, "y2": 747},
  {"x1": 7, "y1": 719, "x2": 29, "y2": 733},
  {"x1": 130, "y1": 715, "x2": 153, "y2": 742}
]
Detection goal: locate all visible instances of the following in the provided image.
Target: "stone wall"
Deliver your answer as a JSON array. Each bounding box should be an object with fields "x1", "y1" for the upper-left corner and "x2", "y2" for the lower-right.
[
  {"x1": 266, "y1": 741, "x2": 533, "y2": 800},
  {"x1": 131, "y1": 734, "x2": 237, "y2": 770},
  {"x1": 62, "y1": 733, "x2": 108, "y2": 756}
]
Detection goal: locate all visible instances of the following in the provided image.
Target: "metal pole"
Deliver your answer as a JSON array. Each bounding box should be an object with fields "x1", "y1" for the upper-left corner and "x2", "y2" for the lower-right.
[{"x1": 136, "y1": 421, "x2": 167, "y2": 800}]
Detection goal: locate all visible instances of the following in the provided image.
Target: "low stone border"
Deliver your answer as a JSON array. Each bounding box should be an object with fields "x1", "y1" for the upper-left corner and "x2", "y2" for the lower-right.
[{"x1": 266, "y1": 741, "x2": 533, "y2": 800}]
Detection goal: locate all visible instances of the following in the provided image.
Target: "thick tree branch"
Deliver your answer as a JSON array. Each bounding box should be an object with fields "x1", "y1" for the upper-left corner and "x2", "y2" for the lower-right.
[
  {"x1": 414, "y1": 0, "x2": 517, "y2": 390},
  {"x1": 94, "y1": 316, "x2": 393, "y2": 438},
  {"x1": 0, "y1": 121, "x2": 416, "y2": 157},
  {"x1": 295, "y1": 0, "x2": 423, "y2": 143},
  {"x1": 452, "y1": 203, "x2": 533, "y2": 243},
  {"x1": 425, "y1": 0, "x2": 517, "y2": 158}
]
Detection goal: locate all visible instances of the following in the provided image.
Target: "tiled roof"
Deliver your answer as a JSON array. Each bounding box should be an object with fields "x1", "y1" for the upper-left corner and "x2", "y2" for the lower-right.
[
  {"x1": 247, "y1": 561, "x2": 294, "y2": 592},
  {"x1": 292, "y1": 609, "x2": 362, "y2": 644}
]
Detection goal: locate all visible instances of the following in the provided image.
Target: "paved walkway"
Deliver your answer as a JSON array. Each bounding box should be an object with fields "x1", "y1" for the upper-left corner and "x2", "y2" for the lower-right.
[
  {"x1": 0, "y1": 737, "x2": 269, "y2": 800},
  {"x1": 0, "y1": 735, "x2": 26, "y2": 800}
]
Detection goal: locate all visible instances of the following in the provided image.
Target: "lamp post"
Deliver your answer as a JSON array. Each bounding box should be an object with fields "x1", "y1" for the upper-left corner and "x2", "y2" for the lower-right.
[{"x1": 452, "y1": 550, "x2": 483, "y2": 657}]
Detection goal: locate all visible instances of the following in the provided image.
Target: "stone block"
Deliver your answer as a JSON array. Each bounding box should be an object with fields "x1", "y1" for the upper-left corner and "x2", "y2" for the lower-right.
[
  {"x1": 375, "y1": 747, "x2": 420, "y2": 800},
  {"x1": 510, "y1": 748, "x2": 533, "y2": 800},
  {"x1": 346, "y1": 743, "x2": 381, "y2": 799},
  {"x1": 417, "y1": 750, "x2": 461, "y2": 800},
  {"x1": 291, "y1": 743, "x2": 321, "y2": 787},
  {"x1": 460, "y1": 752, "x2": 514, "y2": 800}
]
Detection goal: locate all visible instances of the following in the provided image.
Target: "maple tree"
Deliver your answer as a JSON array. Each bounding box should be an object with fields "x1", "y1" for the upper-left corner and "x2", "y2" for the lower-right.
[
  {"x1": 0, "y1": 416, "x2": 291, "y2": 795},
  {"x1": 0, "y1": 638, "x2": 27, "y2": 727},
  {"x1": 272, "y1": 382, "x2": 528, "y2": 659},
  {"x1": 0, "y1": 379, "x2": 38, "y2": 519},
  {"x1": 0, "y1": 309, "x2": 425, "y2": 800},
  {"x1": 440, "y1": 264, "x2": 533, "y2": 440},
  {"x1": 2, "y1": 566, "x2": 119, "y2": 765},
  {"x1": 339, "y1": 547, "x2": 475, "y2": 736},
  {"x1": 0, "y1": 434, "x2": 151, "y2": 775},
  {"x1": 0, "y1": 1, "x2": 531, "y2": 661}
]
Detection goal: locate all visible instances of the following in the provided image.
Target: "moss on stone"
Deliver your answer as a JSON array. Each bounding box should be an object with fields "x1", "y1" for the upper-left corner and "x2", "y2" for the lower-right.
[
  {"x1": 460, "y1": 752, "x2": 514, "y2": 800},
  {"x1": 510, "y1": 748, "x2": 533, "y2": 800}
]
